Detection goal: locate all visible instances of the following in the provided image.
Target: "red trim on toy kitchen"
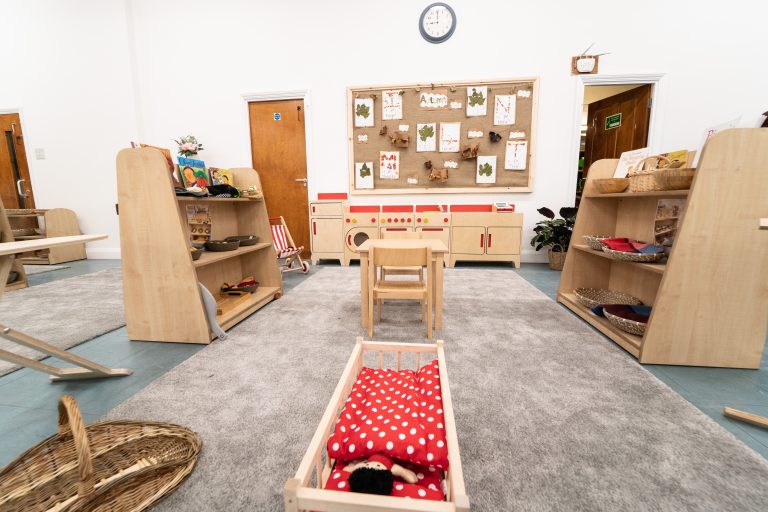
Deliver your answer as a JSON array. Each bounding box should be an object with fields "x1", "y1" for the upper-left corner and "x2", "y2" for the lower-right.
[
  {"x1": 382, "y1": 205, "x2": 415, "y2": 213},
  {"x1": 421, "y1": 228, "x2": 445, "y2": 231},
  {"x1": 450, "y1": 204, "x2": 494, "y2": 212},
  {"x1": 415, "y1": 205, "x2": 448, "y2": 213},
  {"x1": 317, "y1": 193, "x2": 348, "y2": 200},
  {"x1": 349, "y1": 205, "x2": 381, "y2": 213}
]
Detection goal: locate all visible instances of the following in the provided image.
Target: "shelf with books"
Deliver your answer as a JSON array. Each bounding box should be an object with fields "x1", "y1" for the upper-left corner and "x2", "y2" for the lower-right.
[
  {"x1": 558, "y1": 130, "x2": 768, "y2": 368},
  {"x1": 117, "y1": 148, "x2": 283, "y2": 344}
]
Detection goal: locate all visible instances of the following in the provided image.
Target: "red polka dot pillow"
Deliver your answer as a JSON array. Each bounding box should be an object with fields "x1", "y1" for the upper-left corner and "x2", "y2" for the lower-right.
[{"x1": 327, "y1": 359, "x2": 449, "y2": 469}]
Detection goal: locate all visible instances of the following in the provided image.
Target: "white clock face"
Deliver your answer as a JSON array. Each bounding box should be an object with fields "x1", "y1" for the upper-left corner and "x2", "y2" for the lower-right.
[{"x1": 422, "y1": 4, "x2": 454, "y2": 39}]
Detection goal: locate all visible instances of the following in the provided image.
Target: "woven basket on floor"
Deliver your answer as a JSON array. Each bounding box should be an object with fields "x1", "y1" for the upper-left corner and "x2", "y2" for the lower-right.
[
  {"x1": 0, "y1": 395, "x2": 201, "y2": 512},
  {"x1": 601, "y1": 247, "x2": 664, "y2": 263},
  {"x1": 628, "y1": 156, "x2": 695, "y2": 192},
  {"x1": 548, "y1": 245, "x2": 567, "y2": 271},
  {"x1": 604, "y1": 309, "x2": 647, "y2": 336},
  {"x1": 574, "y1": 288, "x2": 642, "y2": 309},
  {"x1": 582, "y1": 235, "x2": 610, "y2": 251}
]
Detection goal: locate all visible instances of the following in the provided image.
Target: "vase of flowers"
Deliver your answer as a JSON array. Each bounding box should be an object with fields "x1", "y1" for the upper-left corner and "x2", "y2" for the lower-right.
[
  {"x1": 173, "y1": 135, "x2": 204, "y2": 157},
  {"x1": 530, "y1": 206, "x2": 578, "y2": 270}
]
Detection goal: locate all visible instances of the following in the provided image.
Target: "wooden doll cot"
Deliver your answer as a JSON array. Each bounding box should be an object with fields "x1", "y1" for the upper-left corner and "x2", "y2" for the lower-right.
[{"x1": 285, "y1": 337, "x2": 469, "y2": 512}]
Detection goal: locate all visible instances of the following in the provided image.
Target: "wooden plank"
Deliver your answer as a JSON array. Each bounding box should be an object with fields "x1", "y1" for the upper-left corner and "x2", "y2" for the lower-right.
[
  {"x1": 0, "y1": 234, "x2": 105, "y2": 256},
  {"x1": 216, "y1": 286, "x2": 280, "y2": 326},
  {"x1": 192, "y1": 242, "x2": 273, "y2": 268},
  {"x1": 572, "y1": 245, "x2": 665, "y2": 274},
  {"x1": 44, "y1": 208, "x2": 87, "y2": 264},
  {"x1": 723, "y1": 407, "x2": 768, "y2": 429},
  {"x1": 584, "y1": 190, "x2": 689, "y2": 199}
]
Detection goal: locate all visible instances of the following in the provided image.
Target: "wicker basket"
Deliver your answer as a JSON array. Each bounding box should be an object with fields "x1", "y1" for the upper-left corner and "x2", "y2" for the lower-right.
[
  {"x1": 601, "y1": 247, "x2": 664, "y2": 263},
  {"x1": 604, "y1": 309, "x2": 647, "y2": 336},
  {"x1": 548, "y1": 245, "x2": 567, "y2": 271},
  {"x1": 574, "y1": 288, "x2": 642, "y2": 309},
  {"x1": 628, "y1": 156, "x2": 695, "y2": 192},
  {"x1": 582, "y1": 235, "x2": 610, "y2": 251},
  {"x1": 0, "y1": 395, "x2": 201, "y2": 512},
  {"x1": 593, "y1": 178, "x2": 629, "y2": 194}
]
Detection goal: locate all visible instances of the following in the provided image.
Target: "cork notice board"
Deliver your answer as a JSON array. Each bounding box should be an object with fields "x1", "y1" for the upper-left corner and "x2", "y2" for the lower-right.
[{"x1": 348, "y1": 77, "x2": 538, "y2": 195}]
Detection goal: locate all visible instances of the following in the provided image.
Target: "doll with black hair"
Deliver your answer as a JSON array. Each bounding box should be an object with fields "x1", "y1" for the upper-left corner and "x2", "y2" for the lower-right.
[{"x1": 343, "y1": 453, "x2": 418, "y2": 495}]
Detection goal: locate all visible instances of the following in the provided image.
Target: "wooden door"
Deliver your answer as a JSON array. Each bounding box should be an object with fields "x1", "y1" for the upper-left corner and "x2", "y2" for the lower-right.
[
  {"x1": 450, "y1": 226, "x2": 485, "y2": 255},
  {"x1": 0, "y1": 113, "x2": 35, "y2": 210},
  {"x1": 248, "y1": 99, "x2": 309, "y2": 257},
  {"x1": 486, "y1": 226, "x2": 521, "y2": 255},
  {"x1": 584, "y1": 85, "x2": 652, "y2": 175}
]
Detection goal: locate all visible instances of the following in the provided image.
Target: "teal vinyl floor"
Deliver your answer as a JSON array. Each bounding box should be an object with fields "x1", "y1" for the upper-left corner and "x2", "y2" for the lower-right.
[{"x1": 1, "y1": 260, "x2": 766, "y2": 467}]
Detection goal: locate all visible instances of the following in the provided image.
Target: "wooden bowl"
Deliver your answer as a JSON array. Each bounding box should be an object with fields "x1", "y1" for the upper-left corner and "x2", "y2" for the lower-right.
[
  {"x1": 594, "y1": 178, "x2": 629, "y2": 194},
  {"x1": 205, "y1": 240, "x2": 240, "y2": 252},
  {"x1": 225, "y1": 235, "x2": 259, "y2": 246}
]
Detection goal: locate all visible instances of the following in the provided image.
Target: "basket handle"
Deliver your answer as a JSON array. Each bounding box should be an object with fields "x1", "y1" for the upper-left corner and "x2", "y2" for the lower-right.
[
  {"x1": 58, "y1": 395, "x2": 95, "y2": 497},
  {"x1": 550, "y1": 243, "x2": 565, "y2": 253},
  {"x1": 630, "y1": 155, "x2": 671, "y2": 174}
]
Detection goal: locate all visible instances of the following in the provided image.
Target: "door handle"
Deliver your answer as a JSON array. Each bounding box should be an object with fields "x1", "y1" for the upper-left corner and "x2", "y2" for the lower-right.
[
  {"x1": 16, "y1": 179, "x2": 26, "y2": 196},
  {"x1": 488, "y1": 234, "x2": 492, "y2": 247},
  {"x1": 295, "y1": 178, "x2": 308, "y2": 188},
  {"x1": 480, "y1": 234, "x2": 484, "y2": 247}
]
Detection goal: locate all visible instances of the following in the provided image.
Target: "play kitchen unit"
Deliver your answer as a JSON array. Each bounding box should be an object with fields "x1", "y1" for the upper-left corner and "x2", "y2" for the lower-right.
[{"x1": 308, "y1": 193, "x2": 522, "y2": 267}]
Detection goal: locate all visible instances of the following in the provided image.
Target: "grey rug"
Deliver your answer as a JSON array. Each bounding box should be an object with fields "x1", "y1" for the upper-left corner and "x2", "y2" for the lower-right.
[
  {"x1": 22, "y1": 264, "x2": 70, "y2": 275},
  {"x1": 105, "y1": 267, "x2": 768, "y2": 511},
  {"x1": 0, "y1": 268, "x2": 125, "y2": 376}
]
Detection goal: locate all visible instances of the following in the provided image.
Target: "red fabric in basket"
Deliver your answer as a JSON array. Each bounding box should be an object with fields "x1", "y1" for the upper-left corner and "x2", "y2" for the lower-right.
[
  {"x1": 325, "y1": 459, "x2": 445, "y2": 500},
  {"x1": 327, "y1": 360, "x2": 449, "y2": 469}
]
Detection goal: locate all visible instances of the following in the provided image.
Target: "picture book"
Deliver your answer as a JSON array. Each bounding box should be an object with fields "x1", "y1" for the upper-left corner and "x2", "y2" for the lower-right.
[
  {"x1": 131, "y1": 142, "x2": 181, "y2": 187},
  {"x1": 178, "y1": 157, "x2": 208, "y2": 188},
  {"x1": 209, "y1": 167, "x2": 235, "y2": 187}
]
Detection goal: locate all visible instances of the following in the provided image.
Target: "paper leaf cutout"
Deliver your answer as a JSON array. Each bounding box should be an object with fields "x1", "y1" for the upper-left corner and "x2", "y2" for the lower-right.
[
  {"x1": 418, "y1": 124, "x2": 435, "y2": 142},
  {"x1": 355, "y1": 103, "x2": 370, "y2": 119},
  {"x1": 359, "y1": 162, "x2": 371, "y2": 178},
  {"x1": 468, "y1": 88, "x2": 486, "y2": 107},
  {"x1": 478, "y1": 162, "x2": 493, "y2": 176}
]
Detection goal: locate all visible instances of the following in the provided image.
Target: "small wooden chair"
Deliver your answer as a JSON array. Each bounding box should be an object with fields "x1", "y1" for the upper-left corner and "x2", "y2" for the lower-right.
[
  {"x1": 380, "y1": 230, "x2": 424, "y2": 281},
  {"x1": 368, "y1": 245, "x2": 432, "y2": 339}
]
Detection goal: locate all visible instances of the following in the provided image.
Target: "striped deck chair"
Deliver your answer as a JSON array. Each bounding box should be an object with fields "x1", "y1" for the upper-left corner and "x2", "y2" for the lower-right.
[{"x1": 269, "y1": 216, "x2": 310, "y2": 274}]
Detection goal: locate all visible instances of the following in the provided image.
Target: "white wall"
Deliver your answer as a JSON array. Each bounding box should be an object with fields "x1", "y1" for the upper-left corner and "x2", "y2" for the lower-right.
[
  {"x1": 1, "y1": 0, "x2": 138, "y2": 258},
  {"x1": 4, "y1": 0, "x2": 767, "y2": 260}
]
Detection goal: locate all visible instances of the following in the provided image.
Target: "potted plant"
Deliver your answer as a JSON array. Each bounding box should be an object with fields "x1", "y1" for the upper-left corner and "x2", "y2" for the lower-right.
[{"x1": 530, "y1": 206, "x2": 578, "y2": 270}]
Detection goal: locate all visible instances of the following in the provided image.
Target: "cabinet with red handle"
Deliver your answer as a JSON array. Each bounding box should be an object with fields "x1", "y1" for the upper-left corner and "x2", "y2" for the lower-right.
[
  {"x1": 308, "y1": 198, "x2": 346, "y2": 265},
  {"x1": 448, "y1": 211, "x2": 523, "y2": 268}
]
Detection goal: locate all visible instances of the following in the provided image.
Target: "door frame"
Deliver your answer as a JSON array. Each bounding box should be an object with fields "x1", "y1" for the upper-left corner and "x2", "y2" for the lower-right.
[
  {"x1": 0, "y1": 107, "x2": 37, "y2": 208},
  {"x1": 241, "y1": 89, "x2": 314, "y2": 195},
  {"x1": 569, "y1": 74, "x2": 665, "y2": 201}
]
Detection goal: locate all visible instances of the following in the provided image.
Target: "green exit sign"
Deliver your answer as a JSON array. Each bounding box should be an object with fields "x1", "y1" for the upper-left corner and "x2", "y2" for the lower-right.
[{"x1": 605, "y1": 113, "x2": 622, "y2": 130}]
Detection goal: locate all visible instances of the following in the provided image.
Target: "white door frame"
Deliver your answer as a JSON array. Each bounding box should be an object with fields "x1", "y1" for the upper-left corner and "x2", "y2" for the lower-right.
[
  {"x1": 568, "y1": 73, "x2": 665, "y2": 199},
  {"x1": 241, "y1": 89, "x2": 314, "y2": 195}
]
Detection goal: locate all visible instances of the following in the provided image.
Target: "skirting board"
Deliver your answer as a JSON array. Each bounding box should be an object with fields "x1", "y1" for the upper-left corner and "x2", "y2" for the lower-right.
[{"x1": 86, "y1": 248, "x2": 121, "y2": 259}]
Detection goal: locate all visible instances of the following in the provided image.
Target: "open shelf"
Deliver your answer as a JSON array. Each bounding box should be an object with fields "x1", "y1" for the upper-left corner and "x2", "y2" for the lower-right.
[
  {"x1": 216, "y1": 286, "x2": 280, "y2": 328},
  {"x1": 192, "y1": 242, "x2": 272, "y2": 268},
  {"x1": 584, "y1": 190, "x2": 689, "y2": 199},
  {"x1": 572, "y1": 245, "x2": 666, "y2": 274},
  {"x1": 176, "y1": 196, "x2": 262, "y2": 203},
  {"x1": 558, "y1": 292, "x2": 642, "y2": 356}
]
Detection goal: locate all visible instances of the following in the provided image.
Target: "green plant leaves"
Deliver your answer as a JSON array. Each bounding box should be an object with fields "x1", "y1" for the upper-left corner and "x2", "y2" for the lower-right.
[
  {"x1": 529, "y1": 206, "x2": 578, "y2": 251},
  {"x1": 468, "y1": 87, "x2": 486, "y2": 107},
  {"x1": 356, "y1": 103, "x2": 370, "y2": 119},
  {"x1": 359, "y1": 163, "x2": 371, "y2": 178},
  {"x1": 418, "y1": 124, "x2": 434, "y2": 142},
  {"x1": 478, "y1": 163, "x2": 493, "y2": 176}
]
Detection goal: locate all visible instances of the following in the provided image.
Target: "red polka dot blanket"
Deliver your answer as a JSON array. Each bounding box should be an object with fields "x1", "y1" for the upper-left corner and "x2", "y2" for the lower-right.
[{"x1": 325, "y1": 359, "x2": 449, "y2": 500}]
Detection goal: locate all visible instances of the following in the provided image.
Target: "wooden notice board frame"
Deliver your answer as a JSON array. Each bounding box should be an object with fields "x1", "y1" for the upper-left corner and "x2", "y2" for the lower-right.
[{"x1": 347, "y1": 77, "x2": 539, "y2": 195}]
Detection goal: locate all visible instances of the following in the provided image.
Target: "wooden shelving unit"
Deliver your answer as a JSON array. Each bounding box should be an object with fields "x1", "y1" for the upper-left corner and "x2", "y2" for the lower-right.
[
  {"x1": 0, "y1": 202, "x2": 28, "y2": 291},
  {"x1": 558, "y1": 129, "x2": 768, "y2": 368},
  {"x1": 116, "y1": 148, "x2": 283, "y2": 344},
  {"x1": 7, "y1": 208, "x2": 86, "y2": 264}
]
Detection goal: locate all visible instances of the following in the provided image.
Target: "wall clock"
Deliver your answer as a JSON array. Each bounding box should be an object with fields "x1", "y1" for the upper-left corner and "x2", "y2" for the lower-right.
[{"x1": 419, "y1": 3, "x2": 456, "y2": 44}]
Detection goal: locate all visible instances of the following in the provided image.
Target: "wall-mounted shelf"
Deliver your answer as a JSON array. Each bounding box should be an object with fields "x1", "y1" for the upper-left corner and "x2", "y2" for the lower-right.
[
  {"x1": 558, "y1": 129, "x2": 768, "y2": 368},
  {"x1": 117, "y1": 148, "x2": 283, "y2": 344}
]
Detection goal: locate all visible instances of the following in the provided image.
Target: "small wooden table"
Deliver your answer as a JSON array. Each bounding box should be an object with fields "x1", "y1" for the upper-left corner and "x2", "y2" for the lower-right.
[
  {"x1": 0, "y1": 234, "x2": 133, "y2": 381},
  {"x1": 358, "y1": 239, "x2": 447, "y2": 330}
]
